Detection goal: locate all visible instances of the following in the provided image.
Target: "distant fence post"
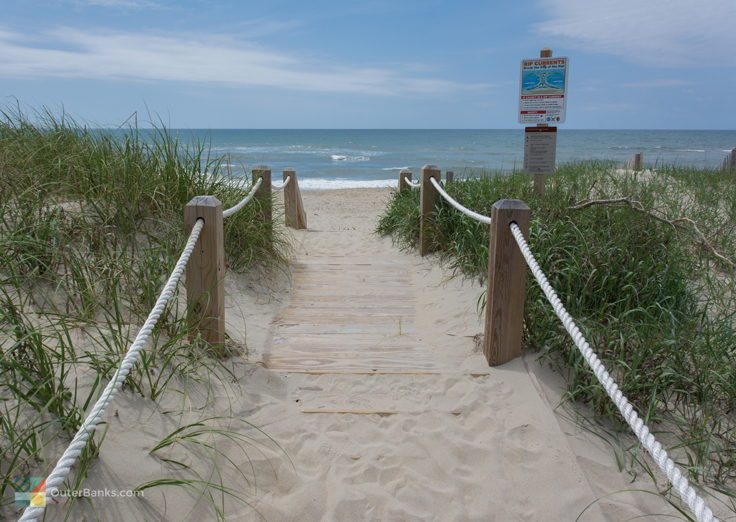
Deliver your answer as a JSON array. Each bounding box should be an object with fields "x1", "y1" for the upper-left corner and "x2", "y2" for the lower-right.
[
  {"x1": 632, "y1": 152, "x2": 643, "y2": 171},
  {"x1": 283, "y1": 168, "x2": 307, "y2": 229},
  {"x1": 419, "y1": 164, "x2": 440, "y2": 256},
  {"x1": 484, "y1": 199, "x2": 530, "y2": 366},
  {"x1": 399, "y1": 169, "x2": 412, "y2": 193},
  {"x1": 252, "y1": 165, "x2": 272, "y2": 223},
  {"x1": 445, "y1": 170, "x2": 454, "y2": 184},
  {"x1": 723, "y1": 148, "x2": 736, "y2": 171},
  {"x1": 184, "y1": 196, "x2": 226, "y2": 351}
]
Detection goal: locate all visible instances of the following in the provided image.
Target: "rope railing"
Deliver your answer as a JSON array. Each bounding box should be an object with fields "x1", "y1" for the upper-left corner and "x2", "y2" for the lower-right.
[
  {"x1": 19, "y1": 219, "x2": 205, "y2": 522},
  {"x1": 404, "y1": 177, "x2": 420, "y2": 189},
  {"x1": 509, "y1": 222, "x2": 717, "y2": 522},
  {"x1": 20, "y1": 173, "x2": 271, "y2": 521},
  {"x1": 429, "y1": 177, "x2": 491, "y2": 225},
  {"x1": 411, "y1": 165, "x2": 718, "y2": 521},
  {"x1": 272, "y1": 174, "x2": 292, "y2": 191},
  {"x1": 222, "y1": 176, "x2": 263, "y2": 218}
]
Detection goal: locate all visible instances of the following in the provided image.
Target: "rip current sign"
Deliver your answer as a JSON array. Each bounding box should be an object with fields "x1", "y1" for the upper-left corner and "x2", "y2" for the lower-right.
[
  {"x1": 523, "y1": 126, "x2": 557, "y2": 174},
  {"x1": 519, "y1": 57, "x2": 568, "y2": 124}
]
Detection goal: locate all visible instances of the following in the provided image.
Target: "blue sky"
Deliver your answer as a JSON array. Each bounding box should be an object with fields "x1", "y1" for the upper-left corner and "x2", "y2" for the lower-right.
[{"x1": 1, "y1": 0, "x2": 734, "y2": 129}]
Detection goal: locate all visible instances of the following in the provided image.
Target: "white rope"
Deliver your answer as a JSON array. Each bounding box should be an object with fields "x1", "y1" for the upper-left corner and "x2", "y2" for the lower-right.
[
  {"x1": 222, "y1": 177, "x2": 263, "y2": 218},
  {"x1": 429, "y1": 177, "x2": 491, "y2": 225},
  {"x1": 272, "y1": 175, "x2": 292, "y2": 191},
  {"x1": 508, "y1": 222, "x2": 717, "y2": 522},
  {"x1": 403, "y1": 177, "x2": 420, "y2": 189},
  {"x1": 19, "y1": 219, "x2": 205, "y2": 522}
]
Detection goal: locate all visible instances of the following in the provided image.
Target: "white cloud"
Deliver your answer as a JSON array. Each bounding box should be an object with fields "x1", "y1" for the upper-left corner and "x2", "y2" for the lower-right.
[
  {"x1": 0, "y1": 27, "x2": 491, "y2": 96},
  {"x1": 535, "y1": 0, "x2": 736, "y2": 67}
]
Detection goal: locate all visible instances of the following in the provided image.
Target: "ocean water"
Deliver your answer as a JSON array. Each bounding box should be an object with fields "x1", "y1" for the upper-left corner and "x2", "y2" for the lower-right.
[{"x1": 166, "y1": 129, "x2": 736, "y2": 189}]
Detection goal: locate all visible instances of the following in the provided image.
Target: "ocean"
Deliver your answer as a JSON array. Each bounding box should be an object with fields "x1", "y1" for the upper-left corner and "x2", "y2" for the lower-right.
[{"x1": 164, "y1": 129, "x2": 736, "y2": 189}]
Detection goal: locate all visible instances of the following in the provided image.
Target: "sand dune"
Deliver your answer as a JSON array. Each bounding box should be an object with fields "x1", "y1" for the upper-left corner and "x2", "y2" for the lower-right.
[{"x1": 66, "y1": 188, "x2": 687, "y2": 521}]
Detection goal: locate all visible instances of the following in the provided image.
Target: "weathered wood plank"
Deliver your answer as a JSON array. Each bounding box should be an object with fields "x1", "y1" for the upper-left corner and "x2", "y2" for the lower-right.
[
  {"x1": 272, "y1": 333, "x2": 417, "y2": 344},
  {"x1": 302, "y1": 409, "x2": 399, "y2": 415},
  {"x1": 264, "y1": 355, "x2": 448, "y2": 371},
  {"x1": 277, "y1": 307, "x2": 414, "y2": 316},
  {"x1": 267, "y1": 255, "x2": 461, "y2": 373},
  {"x1": 273, "y1": 324, "x2": 418, "y2": 335},
  {"x1": 293, "y1": 257, "x2": 407, "y2": 264}
]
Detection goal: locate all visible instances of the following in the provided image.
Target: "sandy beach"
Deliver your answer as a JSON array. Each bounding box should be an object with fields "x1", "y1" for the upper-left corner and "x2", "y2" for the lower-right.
[
  {"x1": 4, "y1": 0, "x2": 734, "y2": 516},
  {"x1": 58, "y1": 187, "x2": 691, "y2": 522}
]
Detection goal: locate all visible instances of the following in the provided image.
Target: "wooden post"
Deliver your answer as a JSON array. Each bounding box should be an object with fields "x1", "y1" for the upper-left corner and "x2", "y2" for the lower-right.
[
  {"x1": 252, "y1": 165, "x2": 272, "y2": 223},
  {"x1": 534, "y1": 48, "x2": 553, "y2": 196},
  {"x1": 484, "y1": 199, "x2": 530, "y2": 366},
  {"x1": 283, "y1": 168, "x2": 297, "y2": 227},
  {"x1": 724, "y1": 148, "x2": 736, "y2": 171},
  {"x1": 283, "y1": 168, "x2": 307, "y2": 229},
  {"x1": 184, "y1": 196, "x2": 226, "y2": 350},
  {"x1": 533, "y1": 168, "x2": 546, "y2": 196},
  {"x1": 399, "y1": 169, "x2": 412, "y2": 193},
  {"x1": 445, "y1": 171, "x2": 454, "y2": 184},
  {"x1": 419, "y1": 164, "x2": 440, "y2": 256},
  {"x1": 632, "y1": 153, "x2": 643, "y2": 171},
  {"x1": 296, "y1": 180, "x2": 307, "y2": 228}
]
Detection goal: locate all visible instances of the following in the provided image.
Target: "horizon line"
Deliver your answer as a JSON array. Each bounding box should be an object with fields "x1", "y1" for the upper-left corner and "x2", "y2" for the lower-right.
[{"x1": 90, "y1": 127, "x2": 736, "y2": 132}]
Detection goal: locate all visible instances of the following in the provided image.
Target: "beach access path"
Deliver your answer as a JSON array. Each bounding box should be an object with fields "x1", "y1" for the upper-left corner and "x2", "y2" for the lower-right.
[
  {"x1": 221, "y1": 188, "x2": 681, "y2": 521},
  {"x1": 72, "y1": 188, "x2": 685, "y2": 521}
]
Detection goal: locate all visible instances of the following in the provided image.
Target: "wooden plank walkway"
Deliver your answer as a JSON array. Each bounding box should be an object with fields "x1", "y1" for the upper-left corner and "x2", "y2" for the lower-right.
[{"x1": 265, "y1": 256, "x2": 463, "y2": 373}]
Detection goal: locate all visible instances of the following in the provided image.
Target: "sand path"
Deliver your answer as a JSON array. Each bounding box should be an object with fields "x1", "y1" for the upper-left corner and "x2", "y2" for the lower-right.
[
  {"x1": 69, "y1": 188, "x2": 684, "y2": 521},
  {"x1": 236, "y1": 188, "x2": 616, "y2": 521}
]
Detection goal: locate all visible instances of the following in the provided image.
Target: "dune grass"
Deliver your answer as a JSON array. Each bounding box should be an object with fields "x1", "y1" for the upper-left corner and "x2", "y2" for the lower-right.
[
  {"x1": 0, "y1": 107, "x2": 290, "y2": 519},
  {"x1": 378, "y1": 162, "x2": 736, "y2": 515}
]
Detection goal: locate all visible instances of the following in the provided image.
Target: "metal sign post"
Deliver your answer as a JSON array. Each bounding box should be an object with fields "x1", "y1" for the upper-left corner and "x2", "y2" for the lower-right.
[{"x1": 519, "y1": 48, "x2": 568, "y2": 195}]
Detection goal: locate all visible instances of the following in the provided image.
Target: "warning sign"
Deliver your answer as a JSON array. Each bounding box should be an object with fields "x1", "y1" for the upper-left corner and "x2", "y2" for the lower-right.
[
  {"x1": 523, "y1": 126, "x2": 557, "y2": 174},
  {"x1": 519, "y1": 57, "x2": 568, "y2": 124}
]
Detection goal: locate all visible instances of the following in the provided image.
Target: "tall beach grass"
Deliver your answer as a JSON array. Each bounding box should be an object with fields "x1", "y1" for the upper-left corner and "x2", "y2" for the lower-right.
[{"x1": 0, "y1": 107, "x2": 289, "y2": 518}]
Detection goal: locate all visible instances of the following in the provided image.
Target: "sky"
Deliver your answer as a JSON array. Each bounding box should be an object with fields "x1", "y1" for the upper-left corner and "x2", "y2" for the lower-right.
[{"x1": 1, "y1": 0, "x2": 735, "y2": 129}]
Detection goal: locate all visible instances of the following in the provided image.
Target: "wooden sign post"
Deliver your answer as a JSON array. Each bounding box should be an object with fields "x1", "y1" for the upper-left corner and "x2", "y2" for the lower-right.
[{"x1": 535, "y1": 48, "x2": 552, "y2": 196}]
